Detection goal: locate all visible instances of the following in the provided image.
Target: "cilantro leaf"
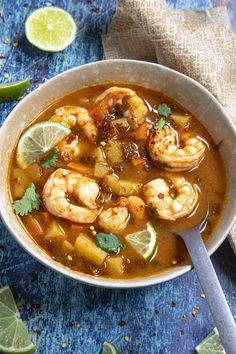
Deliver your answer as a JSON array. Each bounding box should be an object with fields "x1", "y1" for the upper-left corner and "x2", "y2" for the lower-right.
[
  {"x1": 155, "y1": 117, "x2": 167, "y2": 130},
  {"x1": 156, "y1": 104, "x2": 172, "y2": 117},
  {"x1": 13, "y1": 183, "x2": 41, "y2": 216},
  {"x1": 41, "y1": 148, "x2": 58, "y2": 169}
]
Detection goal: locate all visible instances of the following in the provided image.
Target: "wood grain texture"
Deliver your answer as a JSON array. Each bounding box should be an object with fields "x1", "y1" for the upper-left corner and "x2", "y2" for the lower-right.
[{"x1": 0, "y1": 1, "x2": 236, "y2": 353}]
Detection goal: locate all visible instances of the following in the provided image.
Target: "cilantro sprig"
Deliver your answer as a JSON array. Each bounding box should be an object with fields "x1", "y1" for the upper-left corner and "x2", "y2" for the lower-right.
[
  {"x1": 155, "y1": 117, "x2": 166, "y2": 130},
  {"x1": 156, "y1": 103, "x2": 172, "y2": 117},
  {"x1": 41, "y1": 148, "x2": 58, "y2": 169},
  {"x1": 13, "y1": 183, "x2": 41, "y2": 216},
  {"x1": 154, "y1": 103, "x2": 172, "y2": 130}
]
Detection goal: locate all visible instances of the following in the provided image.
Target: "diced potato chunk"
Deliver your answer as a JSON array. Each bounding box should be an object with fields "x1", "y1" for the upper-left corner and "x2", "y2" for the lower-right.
[
  {"x1": 25, "y1": 163, "x2": 41, "y2": 183},
  {"x1": 12, "y1": 167, "x2": 30, "y2": 198},
  {"x1": 94, "y1": 162, "x2": 110, "y2": 178},
  {"x1": 62, "y1": 240, "x2": 74, "y2": 254},
  {"x1": 44, "y1": 221, "x2": 66, "y2": 241},
  {"x1": 104, "y1": 140, "x2": 123, "y2": 165},
  {"x1": 93, "y1": 146, "x2": 106, "y2": 163},
  {"x1": 104, "y1": 174, "x2": 142, "y2": 196},
  {"x1": 74, "y1": 233, "x2": 107, "y2": 266},
  {"x1": 106, "y1": 256, "x2": 124, "y2": 275},
  {"x1": 170, "y1": 114, "x2": 191, "y2": 128}
]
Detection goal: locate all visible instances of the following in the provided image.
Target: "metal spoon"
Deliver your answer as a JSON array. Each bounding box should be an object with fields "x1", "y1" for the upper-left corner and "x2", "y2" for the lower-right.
[{"x1": 174, "y1": 210, "x2": 236, "y2": 354}]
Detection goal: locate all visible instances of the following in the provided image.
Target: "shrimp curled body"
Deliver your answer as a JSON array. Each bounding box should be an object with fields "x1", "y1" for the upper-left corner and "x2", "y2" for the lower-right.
[
  {"x1": 98, "y1": 196, "x2": 146, "y2": 233},
  {"x1": 148, "y1": 126, "x2": 207, "y2": 172},
  {"x1": 43, "y1": 168, "x2": 101, "y2": 223},
  {"x1": 143, "y1": 177, "x2": 198, "y2": 220},
  {"x1": 51, "y1": 106, "x2": 97, "y2": 142},
  {"x1": 93, "y1": 87, "x2": 148, "y2": 129}
]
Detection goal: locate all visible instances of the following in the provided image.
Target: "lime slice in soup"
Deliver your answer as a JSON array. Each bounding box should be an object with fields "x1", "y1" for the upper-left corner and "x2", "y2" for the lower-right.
[
  {"x1": 0, "y1": 286, "x2": 36, "y2": 353},
  {"x1": 0, "y1": 79, "x2": 30, "y2": 103},
  {"x1": 16, "y1": 121, "x2": 70, "y2": 169},
  {"x1": 101, "y1": 341, "x2": 120, "y2": 354},
  {"x1": 195, "y1": 328, "x2": 226, "y2": 354},
  {"x1": 126, "y1": 222, "x2": 158, "y2": 261},
  {"x1": 25, "y1": 7, "x2": 76, "y2": 52}
]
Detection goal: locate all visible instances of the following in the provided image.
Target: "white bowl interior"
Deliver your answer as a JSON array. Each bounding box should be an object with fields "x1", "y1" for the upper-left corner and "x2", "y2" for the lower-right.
[{"x1": 1, "y1": 60, "x2": 236, "y2": 288}]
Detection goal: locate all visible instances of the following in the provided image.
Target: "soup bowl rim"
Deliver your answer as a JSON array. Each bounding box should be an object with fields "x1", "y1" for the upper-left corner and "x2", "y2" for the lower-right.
[{"x1": 0, "y1": 59, "x2": 236, "y2": 288}]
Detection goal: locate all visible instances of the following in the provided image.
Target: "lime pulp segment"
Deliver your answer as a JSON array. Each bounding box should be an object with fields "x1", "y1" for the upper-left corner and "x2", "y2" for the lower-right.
[
  {"x1": 101, "y1": 341, "x2": 120, "y2": 354},
  {"x1": 16, "y1": 121, "x2": 70, "y2": 169},
  {"x1": 126, "y1": 222, "x2": 158, "y2": 260},
  {"x1": 0, "y1": 79, "x2": 30, "y2": 102},
  {"x1": 25, "y1": 7, "x2": 77, "y2": 52},
  {"x1": 195, "y1": 328, "x2": 226, "y2": 354},
  {"x1": 0, "y1": 286, "x2": 36, "y2": 354}
]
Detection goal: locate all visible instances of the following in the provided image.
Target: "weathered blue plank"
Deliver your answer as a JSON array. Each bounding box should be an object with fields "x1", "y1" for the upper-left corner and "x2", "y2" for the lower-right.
[{"x1": 0, "y1": 1, "x2": 236, "y2": 353}]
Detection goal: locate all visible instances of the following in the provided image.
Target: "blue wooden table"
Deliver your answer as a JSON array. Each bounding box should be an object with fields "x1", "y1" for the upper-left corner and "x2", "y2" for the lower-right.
[{"x1": 0, "y1": 1, "x2": 236, "y2": 353}]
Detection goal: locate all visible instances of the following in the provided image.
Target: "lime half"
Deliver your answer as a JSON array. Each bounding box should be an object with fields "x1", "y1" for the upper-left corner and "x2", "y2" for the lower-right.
[
  {"x1": 126, "y1": 222, "x2": 158, "y2": 261},
  {"x1": 0, "y1": 79, "x2": 30, "y2": 102},
  {"x1": 25, "y1": 7, "x2": 76, "y2": 52},
  {"x1": 16, "y1": 121, "x2": 70, "y2": 169},
  {"x1": 0, "y1": 286, "x2": 36, "y2": 353},
  {"x1": 101, "y1": 341, "x2": 119, "y2": 354},
  {"x1": 196, "y1": 328, "x2": 225, "y2": 354}
]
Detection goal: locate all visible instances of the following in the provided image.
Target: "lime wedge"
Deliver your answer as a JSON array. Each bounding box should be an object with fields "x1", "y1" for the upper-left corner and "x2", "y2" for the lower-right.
[
  {"x1": 126, "y1": 222, "x2": 158, "y2": 261},
  {"x1": 101, "y1": 341, "x2": 120, "y2": 354},
  {"x1": 0, "y1": 79, "x2": 30, "y2": 102},
  {"x1": 0, "y1": 286, "x2": 36, "y2": 354},
  {"x1": 16, "y1": 121, "x2": 70, "y2": 169},
  {"x1": 196, "y1": 328, "x2": 226, "y2": 354},
  {"x1": 25, "y1": 7, "x2": 76, "y2": 52}
]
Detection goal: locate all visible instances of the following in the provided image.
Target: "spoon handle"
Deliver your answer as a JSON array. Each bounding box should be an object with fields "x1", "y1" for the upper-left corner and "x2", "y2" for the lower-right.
[{"x1": 181, "y1": 229, "x2": 236, "y2": 354}]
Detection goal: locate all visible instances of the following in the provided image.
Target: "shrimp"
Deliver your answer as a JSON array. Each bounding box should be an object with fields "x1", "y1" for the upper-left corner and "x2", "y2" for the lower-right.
[
  {"x1": 93, "y1": 87, "x2": 148, "y2": 129},
  {"x1": 148, "y1": 125, "x2": 207, "y2": 172},
  {"x1": 98, "y1": 207, "x2": 129, "y2": 234},
  {"x1": 50, "y1": 106, "x2": 97, "y2": 142},
  {"x1": 98, "y1": 196, "x2": 146, "y2": 233},
  {"x1": 143, "y1": 177, "x2": 198, "y2": 220},
  {"x1": 117, "y1": 196, "x2": 146, "y2": 220},
  {"x1": 43, "y1": 168, "x2": 101, "y2": 223}
]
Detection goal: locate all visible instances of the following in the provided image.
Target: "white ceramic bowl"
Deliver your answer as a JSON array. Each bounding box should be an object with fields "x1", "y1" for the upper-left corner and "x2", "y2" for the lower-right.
[{"x1": 1, "y1": 60, "x2": 236, "y2": 288}]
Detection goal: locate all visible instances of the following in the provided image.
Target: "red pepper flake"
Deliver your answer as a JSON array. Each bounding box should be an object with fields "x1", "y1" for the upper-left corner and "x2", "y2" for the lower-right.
[
  {"x1": 30, "y1": 271, "x2": 38, "y2": 282},
  {"x1": 192, "y1": 311, "x2": 198, "y2": 318},
  {"x1": 158, "y1": 193, "x2": 164, "y2": 199},
  {"x1": 31, "y1": 303, "x2": 41, "y2": 310},
  {"x1": 67, "y1": 321, "x2": 74, "y2": 327},
  {"x1": 119, "y1": 320, "x2": 127, "y2": 327},
  {"x1": 91, "y1": 7, "x2": 100, "y2": 14},
  {"x1": 33, "y1": 328, "x2": 41, "y2": 336}
]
